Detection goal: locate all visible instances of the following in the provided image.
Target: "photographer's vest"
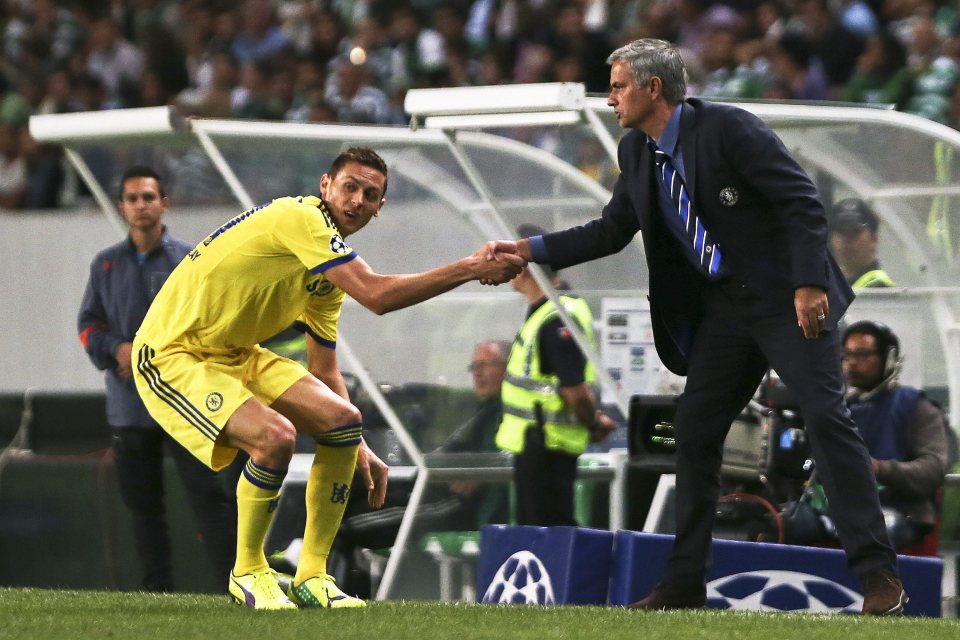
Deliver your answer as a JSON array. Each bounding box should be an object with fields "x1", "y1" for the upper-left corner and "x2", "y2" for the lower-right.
[
  {"x1": 847, "y1": 386, "x2": 921, "y2": 512},
  {"x1": 847, "y1": 386, "x2": 920, "y2": 463},
  {"x1": 495, "y1": 296, "x2": 597, "y2": 456}
]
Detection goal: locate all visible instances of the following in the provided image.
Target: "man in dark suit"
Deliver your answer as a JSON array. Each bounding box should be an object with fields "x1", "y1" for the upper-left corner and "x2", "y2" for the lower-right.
[{"x1": 490, "y1": 38, "x2": 906, "y2": 615}]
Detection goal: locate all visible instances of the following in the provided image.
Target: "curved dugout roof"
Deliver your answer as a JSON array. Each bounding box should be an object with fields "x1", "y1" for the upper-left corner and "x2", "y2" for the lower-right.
[{"x1": 29, "y1": 93, "x2": 960, "y2": 430}]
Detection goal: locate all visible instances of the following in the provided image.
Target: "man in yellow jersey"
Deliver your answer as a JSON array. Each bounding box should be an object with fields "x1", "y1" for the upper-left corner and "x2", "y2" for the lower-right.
[{"x1": 132, "y1": 147, "x2": 525, "y2": 610}]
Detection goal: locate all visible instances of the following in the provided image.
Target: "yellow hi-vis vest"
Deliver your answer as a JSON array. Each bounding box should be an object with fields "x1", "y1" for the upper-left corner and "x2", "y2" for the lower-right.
[
  {"x1": 495, "y1": 295, "x2": 598, "y2": 456},
  {"x1": 851, "y1": 269, "x2": 895, "y2": 289}
]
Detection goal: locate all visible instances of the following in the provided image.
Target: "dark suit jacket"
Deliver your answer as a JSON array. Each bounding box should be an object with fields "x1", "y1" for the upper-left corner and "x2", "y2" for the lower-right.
[{"x1": 540, "y1": 98, "x2": 854, "y2": 375}]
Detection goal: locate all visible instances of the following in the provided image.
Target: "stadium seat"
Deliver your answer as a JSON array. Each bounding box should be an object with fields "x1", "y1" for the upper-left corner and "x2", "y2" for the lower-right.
[
  {"x1": 353, "y1": 382, "x2": 477, "y2": 453},
  {"x1": 422, "y1": 531, "x2": 480, "y2": 602}
]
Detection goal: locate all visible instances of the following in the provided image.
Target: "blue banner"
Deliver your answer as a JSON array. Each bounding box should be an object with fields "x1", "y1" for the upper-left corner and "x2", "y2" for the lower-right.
[
  {"x1": 608, "y1": 531, "x2": 943, "y2": 617},
  {"x1": 477, "y1": 525, "x2": 613, "y2": 605}
]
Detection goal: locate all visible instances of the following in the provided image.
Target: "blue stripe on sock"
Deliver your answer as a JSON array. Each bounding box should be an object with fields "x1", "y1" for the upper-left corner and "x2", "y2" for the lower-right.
[
  {"x1": 243, "y1": 459, "x2": 287, "y2": 490},
  {"x1": 315, "y1": 421, "x2": 363, "y2": 447}
]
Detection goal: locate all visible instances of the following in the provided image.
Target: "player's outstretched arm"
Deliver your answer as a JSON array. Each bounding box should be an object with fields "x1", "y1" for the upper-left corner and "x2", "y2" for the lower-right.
[{"x1": 325, "y1": 243, "x2": 526, "y2": 315}]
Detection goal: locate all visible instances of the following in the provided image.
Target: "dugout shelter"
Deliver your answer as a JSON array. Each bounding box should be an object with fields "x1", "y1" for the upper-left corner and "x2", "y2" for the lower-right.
[{"x1": 10, "y1": 84, "x2": 960, "y2": 600}]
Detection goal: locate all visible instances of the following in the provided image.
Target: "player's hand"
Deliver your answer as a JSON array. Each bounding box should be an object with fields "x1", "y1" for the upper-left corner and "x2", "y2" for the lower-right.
[
  {"x1": 356, "y1": 438, "x2": 388, "y2": 508},
  {"x1": 590, "y1": 410, "x2": 617, "y2": 443},
  {"x1": 795, "y1": 286, "x2": 828, "y2": 339},
  {"x1": 115, "y1": 342, "x2": 134, "y2": 379},
  {"x1": 474, "y1": 242, "x2": 526, "y2": 285}
]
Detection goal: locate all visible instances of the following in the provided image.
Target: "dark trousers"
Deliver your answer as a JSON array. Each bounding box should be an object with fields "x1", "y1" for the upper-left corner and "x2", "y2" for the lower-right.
[
  {"x1": 513, "y1": 425, "x2": 579, "y2": 526},
  {"x1": 112, "y1": 427, "x2": 239, "y2": 591},
  {"x1": 662, "y1": 280, "x2": 897, "y2": 588}
]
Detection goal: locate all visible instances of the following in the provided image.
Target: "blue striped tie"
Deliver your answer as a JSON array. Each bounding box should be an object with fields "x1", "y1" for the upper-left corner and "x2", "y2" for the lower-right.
[{"x1": 654, "y1": 149, "x2": 722, "y2": 276}]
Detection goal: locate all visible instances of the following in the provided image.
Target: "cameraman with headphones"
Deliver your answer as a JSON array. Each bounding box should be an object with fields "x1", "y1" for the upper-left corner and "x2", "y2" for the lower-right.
[{"x1": 841, "y1": 321, "x2": 954, "y2": 548}]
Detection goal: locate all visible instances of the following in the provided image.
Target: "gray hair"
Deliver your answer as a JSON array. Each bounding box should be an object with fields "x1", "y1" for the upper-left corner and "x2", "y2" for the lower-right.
[
  {"x1": 606, "y1": 39, "x2": 687, "y2": 104},
  {"x1": 477, "y1": 339, "x2": 512, "y2": 362}
]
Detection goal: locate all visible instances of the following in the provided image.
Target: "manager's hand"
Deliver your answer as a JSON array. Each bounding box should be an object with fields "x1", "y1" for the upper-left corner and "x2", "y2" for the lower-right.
[
  {"x1": 476, "y1": 241, "x2": 526, "y2": 285},
  {"x1": 486, "y1": 239, "x2": 519, "y2": 260},
  {"x1": 795, "y1": 286, "x2": 828, "y2": 339},
  {"x1": 356, "y1": 438, "x2": 388, "y2": 509}
]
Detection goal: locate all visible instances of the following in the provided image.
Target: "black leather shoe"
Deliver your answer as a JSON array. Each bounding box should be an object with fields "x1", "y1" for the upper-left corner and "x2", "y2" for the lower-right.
[
  {"x1": 862, "y1": 569, "x2": 907, "y2": 616},
  {"x1": 627, "y1": 584, "x2": 707, "y2": 611}
]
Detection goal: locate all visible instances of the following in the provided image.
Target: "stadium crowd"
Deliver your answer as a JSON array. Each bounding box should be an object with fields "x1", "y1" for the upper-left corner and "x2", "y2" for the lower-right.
[{"x1": 2, "y1": 0, "x2": 960, "y2": 210}]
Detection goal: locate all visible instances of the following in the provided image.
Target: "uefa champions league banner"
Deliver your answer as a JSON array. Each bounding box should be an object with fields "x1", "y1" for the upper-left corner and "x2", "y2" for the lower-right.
[
  {"x1": 608, "y1": 531, "x2": 943, "y2": 616},
  {"x1": 477, "y1": 525, "x2": 614, "y2": 605}
]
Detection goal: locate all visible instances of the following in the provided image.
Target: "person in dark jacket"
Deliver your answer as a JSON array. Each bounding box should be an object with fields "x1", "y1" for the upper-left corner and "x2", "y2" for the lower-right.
[
  {"x1": 78, "y1": 165, "x2": 238, "y2": 592},
  {"x1": 489, "y1": 38, "x2": 904, "y2": 615},
  {"x1": 841, "y1": 320, "x2": 951, "y2": 547}
]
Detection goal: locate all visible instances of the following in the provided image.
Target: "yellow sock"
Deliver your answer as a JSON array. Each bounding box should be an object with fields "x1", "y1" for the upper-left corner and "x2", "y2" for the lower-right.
[
  {"x1": 294, "y1": 422, "x2": 362, "y2": 584},
  {"x1": 234, "y1": 458, "x2": 286, "y2": 576}
]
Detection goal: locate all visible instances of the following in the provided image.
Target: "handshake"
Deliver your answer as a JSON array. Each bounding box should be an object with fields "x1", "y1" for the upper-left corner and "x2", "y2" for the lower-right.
[{"x1": 473, "y1": 239, "x2": 529, "y2": 286}]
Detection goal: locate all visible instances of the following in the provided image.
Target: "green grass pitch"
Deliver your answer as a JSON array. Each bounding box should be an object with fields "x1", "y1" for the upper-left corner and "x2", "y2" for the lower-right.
[{"x1": 2, "y1": 588, "x2": 958, "y2": 640}]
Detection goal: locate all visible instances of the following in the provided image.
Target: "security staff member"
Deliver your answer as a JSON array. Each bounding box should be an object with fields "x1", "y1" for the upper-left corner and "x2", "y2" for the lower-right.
[
  {"x1": 829, "y1": 199, "x2": 895, "y2": 289},
  {"x1": 495, "y1": 225, "x2": 616, "y2": 526}
]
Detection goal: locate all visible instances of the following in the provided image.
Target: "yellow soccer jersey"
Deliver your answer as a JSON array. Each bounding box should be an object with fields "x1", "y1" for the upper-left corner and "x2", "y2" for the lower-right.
[{"x1": 138, "y1": 195, "x2": 355, "y2": 351}]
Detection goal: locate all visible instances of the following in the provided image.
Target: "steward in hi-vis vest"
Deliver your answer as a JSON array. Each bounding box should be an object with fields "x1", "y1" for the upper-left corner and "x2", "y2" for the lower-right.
[
  {"x1": 495, "y1": 224, "x2": 616, "y2": 526},
  {"x1": 851, "y1": 268, "x2": 895, "y2": 289},
  {"x1": 496, "y1": 295, "x2": 598, "y2": 456}
]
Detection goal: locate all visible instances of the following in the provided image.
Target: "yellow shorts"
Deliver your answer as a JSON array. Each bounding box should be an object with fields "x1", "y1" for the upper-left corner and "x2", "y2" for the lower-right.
[{"x1": 132, "y1": 336, "x2": 308, "y2": 471}]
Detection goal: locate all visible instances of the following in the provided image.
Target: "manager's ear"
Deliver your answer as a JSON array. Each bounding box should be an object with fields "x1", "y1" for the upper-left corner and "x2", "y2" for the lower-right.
[{"x1": 649, "y1": 75, "x2": 663, "y2": 99}]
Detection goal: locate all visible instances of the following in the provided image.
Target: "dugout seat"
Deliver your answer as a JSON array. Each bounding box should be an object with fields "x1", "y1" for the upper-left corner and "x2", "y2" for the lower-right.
[{"x1": 353, "y1": 382, "x2": 477, "y2": 455}]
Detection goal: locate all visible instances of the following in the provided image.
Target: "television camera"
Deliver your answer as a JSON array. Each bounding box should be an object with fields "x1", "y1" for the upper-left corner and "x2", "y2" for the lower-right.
[{"x1": 628, "y1": 371, "x2": 817, "y2": 543}]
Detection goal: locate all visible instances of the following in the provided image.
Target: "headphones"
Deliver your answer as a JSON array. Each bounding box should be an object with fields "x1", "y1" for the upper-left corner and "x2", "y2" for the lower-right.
[{"x1": 843, "y1": 320, "x2": 901, "y2": 380}]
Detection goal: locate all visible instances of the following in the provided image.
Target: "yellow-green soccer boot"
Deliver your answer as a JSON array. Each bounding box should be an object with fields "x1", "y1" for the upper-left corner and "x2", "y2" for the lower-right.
[
  {"x1": 229, "y1": 569, "x2": 297, "y2": 610},
  {"x1": 289, "y1": 575, "x2": 366, "y2": 608}
]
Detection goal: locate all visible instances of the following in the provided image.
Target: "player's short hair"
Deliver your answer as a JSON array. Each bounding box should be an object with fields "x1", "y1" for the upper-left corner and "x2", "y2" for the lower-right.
[
  {"x1": 119, "y1": 165, "x2": 165, "y2": 199},
  {"x1": 606, "y1": 38, "x2": 687, "y2": 105},
  {"x1": 328, "y1": 146, "x2": 389, "y2": 197}
]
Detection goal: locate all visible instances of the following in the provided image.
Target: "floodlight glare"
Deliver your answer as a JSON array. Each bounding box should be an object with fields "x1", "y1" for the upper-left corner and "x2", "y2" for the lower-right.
[{"x1": 29, "y1": 106, "x2": 183, "y2": 143}]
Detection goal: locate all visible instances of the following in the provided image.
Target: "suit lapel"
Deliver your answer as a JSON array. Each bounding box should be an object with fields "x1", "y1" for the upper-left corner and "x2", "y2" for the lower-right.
[
  {"x1": 678, "y1": 101, "x2": 698, "y2": 203},
  {"x1": 632, "y1": 132, "x2": 656, "y2": 232}
]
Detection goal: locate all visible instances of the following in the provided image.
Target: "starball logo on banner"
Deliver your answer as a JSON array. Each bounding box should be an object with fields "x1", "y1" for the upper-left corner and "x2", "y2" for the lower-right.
[
  {"x1": 706, "y1": 570, "x2": 863, "y2": 613},
  {"x1": 482, "y1": 551, "x2": 556, "y2": 604}
]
